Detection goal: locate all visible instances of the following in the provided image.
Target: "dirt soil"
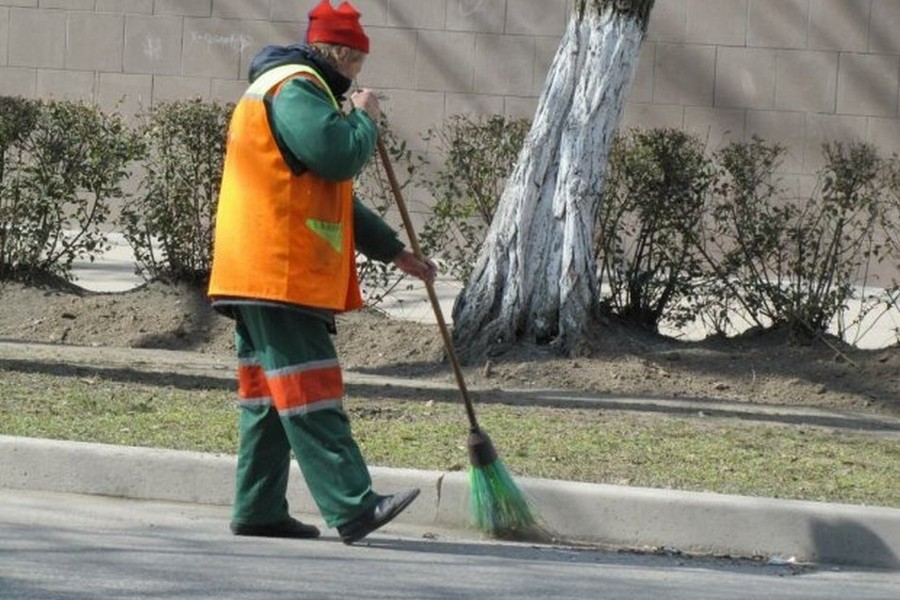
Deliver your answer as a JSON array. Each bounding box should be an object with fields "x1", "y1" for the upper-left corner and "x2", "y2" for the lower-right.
[{"x1": 0, "y1": 279, "x2": 898, "y2": 419}]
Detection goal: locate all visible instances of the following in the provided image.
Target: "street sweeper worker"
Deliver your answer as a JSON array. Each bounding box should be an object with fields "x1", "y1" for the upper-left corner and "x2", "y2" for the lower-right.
[{"x1": 208, "y1": 0, "x2": 436, "y2": 544}]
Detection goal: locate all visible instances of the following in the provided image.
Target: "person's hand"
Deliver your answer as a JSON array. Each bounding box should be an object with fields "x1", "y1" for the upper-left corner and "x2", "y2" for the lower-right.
[
  {"x1": 393, "y1": 250, "x2": 437, "y2": 285},
  {"x1": 350, "y1": 88, "x2": 381, "y2": 121}
]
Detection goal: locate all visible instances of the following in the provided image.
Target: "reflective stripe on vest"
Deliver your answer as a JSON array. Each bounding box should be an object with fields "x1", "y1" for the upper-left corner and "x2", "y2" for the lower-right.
[
  {"x1": 245, "y1": 64, "x2": 339, "y2": 107},
  {"x1": 208, "y1": 65, "x2": 364, "y2": 312}
]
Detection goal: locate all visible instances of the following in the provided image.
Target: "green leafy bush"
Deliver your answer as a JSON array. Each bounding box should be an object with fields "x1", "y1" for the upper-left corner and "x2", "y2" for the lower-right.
[
  {"x1": 353, "y1": 121, "x2": 426, "y2": 305},
  {"x1": 120, "y1": 99, "x2": 232, "y2": 283},
  {"x1": 693, "y1": 136, "x2": 789, "y2": 336},
  {"x1": 0, "y1": 97, "x2": 140, "y2": 282},
  {"x1": 596, "y1": 128, "x2": 713, "y2": 331},
  {"x1": 795, "y1": 141, "x2": 885, "y2": 338},
  {"x1": 700, "y1": 139, "x2": 891, "y2": 342},
  {"x1": 880, "y1": 155, "x2": 900, "y2": 339},
  {"x1": 0, "y1": 97, "x2": 40, "y2": 279},
  {"x1": 419, "y1": 114, "x2": 530, "y2": 283}
]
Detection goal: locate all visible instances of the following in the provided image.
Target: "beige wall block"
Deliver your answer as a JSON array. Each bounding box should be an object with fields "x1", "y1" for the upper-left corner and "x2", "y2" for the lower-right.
[
  {"x1": 870, "y1": 0, "x2": 900, "y2": 54},
  {"x1": 775, "y1": 50, "x2": 838, "y2": 113},
  {"x1": 124, "y1": 15, "x2": 183, "y2": 75},
  {"x1": 628, "y1": 41, "x2": 655, "y2": 103},
  {"x1": 0, "y1": 67, "x2": 37, "y2": 97},
  {"x1": 621, "y1": 102, "x2": 684, "y2": 130},
  {"x1": 415, "y1": 30, "x2": 475, "y2": 92},
  {"x1": 8, "y1": 8, "x2": 66, "y2": 69},
  {"x1": 364, "y1": 27, "x2": 417, "y2": 89},
  {"x1": 837, "y1": 52, "x2": 900, "y2": 117},
  {"x1": 40, "y1": 0, "x2": 94, "y2": 9},
  {"x1": 36, "y1": 69, "x2": 94, "y2": 102},
  {"x1": 376, "y1": 88, "x2": 445, "y2": 151},
  {"x1": 745, "y1": 109, "x2": 805, "y2": 172},
  {"x1": 445, "y1": 0, "x2": 505, "y2": 33},
  {"x1": 155, "y1": 0, "x2": 212, "y2": 18},
  {"x1": 809, "y1": 0, "x2": 870, "y2": 52},
  {"x1": 3, "y1": 0, "x2": 899, "y2": 189},
  {"x1": 504, "y1": 95, "x2": 538, "y2": 120},
  {"x1": 152, "y1": 75, "x2": 211, "y2": 103},
  {"x1": 647, "y1": 0, "x2": 687, "y2": 44},
  {"x1": 654, "y1": 43, "x2": 715, "y2": 106},
  {"x1": 867, "y1": 116, "x2": 900, "y2": 157},
  {"x1": 683, "y1": 106, "x2": 746, "y2": 151},
  {"x1": 239, "y1": 20, "x2": 301, "y2": 80},
  {"x1": 686, "y1": 0, "x2": 747, "y2": 47},
  {"x1": 96, "y1": 0, "x2": 153, "y2": 14},
  {"x1": 210, "y1": 77, "x2": 246, "y2": 104},
  {"x1": 182, "y1": 18, "x2": 244, "y2": 79},
  {"x1": 212, "y1": 0, "x2": 271, "y2": 20},
  {"x1": 0, "y1": 8, "x2": 8, "y2": 66},
  {"x1": 96, "y1": 72, "x2": 153, "y2": 116},
  {"x1": 778, "y1": 173, "x2": 820, "y2": 202},
  {"x1": 747, "y1": 0, "x2": 808, "y2": 49},
  {"x1": 505, "y1": 0, "x2": 566, "y2": 37},
  {"x1": 345, "y1": 0, "x2": 389, "y2": 28},
  {"x1": 67, "y1": 12, "x2": 125, "y2": 72},
  {"x1": 389, "y1": 0, "x2": 447, "y2": 30},
  {"x1": 715, "y1": 47, "x2": 776, "y2": 109},
  {"x1": 803, "y1": 113, "x2": 868, "y2": 171},
  {"x1": 269, "y1": 0, "x2": 304, "y2": 24},
  {"x1": 474, "y1": 33, "x2": 535, "y2": 95},
  {"x1": 445, "y1": 92, "x2": 504, "y2": 117}
]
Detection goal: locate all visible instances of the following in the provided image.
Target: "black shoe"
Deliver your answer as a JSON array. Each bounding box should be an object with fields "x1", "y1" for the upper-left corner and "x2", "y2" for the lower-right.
[
  {"x1": 337, "y1": 488, "x2": 421, "y2": 545},
  {"x1": 231, "y1": 517, "x2": 321, "y2": 539}
]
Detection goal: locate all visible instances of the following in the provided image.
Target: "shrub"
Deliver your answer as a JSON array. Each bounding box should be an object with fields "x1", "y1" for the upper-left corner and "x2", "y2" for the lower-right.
[
  {"x1": 596, "y1": 128, "x2": 714, "y2": 331},
  {"x1": 797, "y1": 141, "x2": 885, "y2": 338},
  {"x1": 693, "y1": 136, "x2": 789, "y2": 336},
  {"x1": 0, "y1": 97, "x2": 41, "y2": 279},
  {"x1": 419, "y1": 114, "x2": 530, "y2": 283},
  {"x1": 353, "y1": 121, "x2": 426, "y2": 305},
  {"x1": 701, "y1": 138, "x2": 892, "y2": 342},
  {"x1": 880, "y1": 155, "x2": 900, "y2": 344},
  {"x1": 0, "y1": 97, "x2": 140, "y2": 282},
  {"x1": 120, "y1": 99, "x2": 232, "y2": 284}
]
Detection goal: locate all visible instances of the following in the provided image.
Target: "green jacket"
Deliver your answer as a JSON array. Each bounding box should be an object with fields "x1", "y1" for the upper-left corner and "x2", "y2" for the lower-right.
[{"x1": 270, "y1": 74, "x2": 404, "y2": 264}]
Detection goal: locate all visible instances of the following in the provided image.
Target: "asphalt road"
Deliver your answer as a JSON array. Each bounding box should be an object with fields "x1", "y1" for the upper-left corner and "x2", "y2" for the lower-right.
[{"x1": 1, "y1": 490, "x2": 897, "y2": 600}]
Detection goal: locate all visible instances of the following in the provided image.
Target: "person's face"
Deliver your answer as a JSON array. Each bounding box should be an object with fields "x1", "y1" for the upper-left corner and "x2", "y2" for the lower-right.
[{"x1": 336, "y1": 48, "x2": 367, "y2": 81}]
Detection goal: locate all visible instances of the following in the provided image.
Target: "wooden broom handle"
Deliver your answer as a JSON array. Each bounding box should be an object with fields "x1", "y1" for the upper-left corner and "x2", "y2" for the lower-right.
[{"x1": 375, "y1": 136, "x2": 480, "y2": 429}]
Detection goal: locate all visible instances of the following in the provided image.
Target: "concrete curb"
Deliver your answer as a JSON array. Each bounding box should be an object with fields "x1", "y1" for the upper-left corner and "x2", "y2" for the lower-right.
[{"x1": 1, "y1": 435, "x2": 898, "y2": 569}]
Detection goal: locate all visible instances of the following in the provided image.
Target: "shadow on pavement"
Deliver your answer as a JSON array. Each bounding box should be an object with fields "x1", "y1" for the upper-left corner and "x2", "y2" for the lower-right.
[{"x1": 811, "y1": 519, "x2": 900, "y2": 570}]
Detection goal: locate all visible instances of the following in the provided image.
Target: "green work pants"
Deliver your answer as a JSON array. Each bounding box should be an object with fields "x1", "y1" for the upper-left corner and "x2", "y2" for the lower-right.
[{"x1": 230, "y1": 305, "x2": 378, "y2": 529}]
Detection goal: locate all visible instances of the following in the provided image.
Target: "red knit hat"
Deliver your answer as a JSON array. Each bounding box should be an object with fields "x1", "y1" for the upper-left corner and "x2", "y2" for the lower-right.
[{"x1": 306, "y1": 1, "x2": 370, "y2": 53}]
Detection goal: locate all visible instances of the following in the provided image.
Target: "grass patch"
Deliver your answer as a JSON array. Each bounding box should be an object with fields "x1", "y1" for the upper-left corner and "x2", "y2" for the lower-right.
[{"x1": 2, "y1": 368, "x2": 897, "y2": 508}]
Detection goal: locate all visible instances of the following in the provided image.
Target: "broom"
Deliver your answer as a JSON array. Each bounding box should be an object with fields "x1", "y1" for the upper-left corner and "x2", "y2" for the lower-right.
[{"x1": 374, "y1": 135, "x2": 537, "y2": 537}]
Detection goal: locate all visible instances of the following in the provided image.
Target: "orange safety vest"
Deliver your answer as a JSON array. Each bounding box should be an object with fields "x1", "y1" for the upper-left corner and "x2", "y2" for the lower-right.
[{"x1": 208, "y1": 64, "x2": 364, "y2": 312}]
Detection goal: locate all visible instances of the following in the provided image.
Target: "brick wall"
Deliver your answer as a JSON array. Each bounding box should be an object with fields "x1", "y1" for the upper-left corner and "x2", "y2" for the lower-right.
[
  {"x1": 634, "y1": 0, "x2": 900, "y2": 196},
  {"x1": 1, "y1": 0, "x2": 898, "y2": 191}
]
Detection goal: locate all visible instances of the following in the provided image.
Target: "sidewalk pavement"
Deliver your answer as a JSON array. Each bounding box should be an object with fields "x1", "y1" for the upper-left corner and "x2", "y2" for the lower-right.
[
  {"x1": 72, "y1": 234, "x2": 900, "y2": 347},
  {"x1": 70, "y1": 233, "x2": 464, "y2": 324},
  {"x1": 2, "y1": 237, "x2": 897, "y2": 570},
  {"x1": 2, "y1": 433, "x2": 899, "y2": 570}
]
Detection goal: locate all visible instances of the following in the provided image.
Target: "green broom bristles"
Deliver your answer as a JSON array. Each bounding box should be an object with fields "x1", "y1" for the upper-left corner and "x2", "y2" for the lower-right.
[
  {"x1": 467, "y1": 428, "x2": 537, "y2": 537},
  {"x1": 469, "y1": 460, "x2": 537, "y2": 536}
]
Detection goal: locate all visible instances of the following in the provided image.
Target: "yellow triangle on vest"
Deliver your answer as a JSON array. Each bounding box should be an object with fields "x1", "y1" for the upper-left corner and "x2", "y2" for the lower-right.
[{"x1": 306, "y1": 219, "x2": 343, "y2": 253}]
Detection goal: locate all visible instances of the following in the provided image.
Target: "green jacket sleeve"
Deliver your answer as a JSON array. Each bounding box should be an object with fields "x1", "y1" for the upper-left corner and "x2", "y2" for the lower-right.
[
  {"x1": 269, "y1": 76, "x2": 402, "y2": 262},
  {"x1": 354, "y1": 198, "x2": 405, "y2": 263},
  {"x1": 271, "y1": 77, "x2": 377, "y2": 181}
]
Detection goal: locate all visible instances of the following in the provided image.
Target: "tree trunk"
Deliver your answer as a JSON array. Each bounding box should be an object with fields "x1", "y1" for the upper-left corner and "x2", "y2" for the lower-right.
[{"x1": 452, "y1": 0, "x2": 654, "y2": 359}]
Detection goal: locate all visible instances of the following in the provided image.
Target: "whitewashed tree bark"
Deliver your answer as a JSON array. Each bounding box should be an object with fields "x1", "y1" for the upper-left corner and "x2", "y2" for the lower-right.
[{"x1": 452, "y1": 0, "x2": 655, "y2": 357}]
